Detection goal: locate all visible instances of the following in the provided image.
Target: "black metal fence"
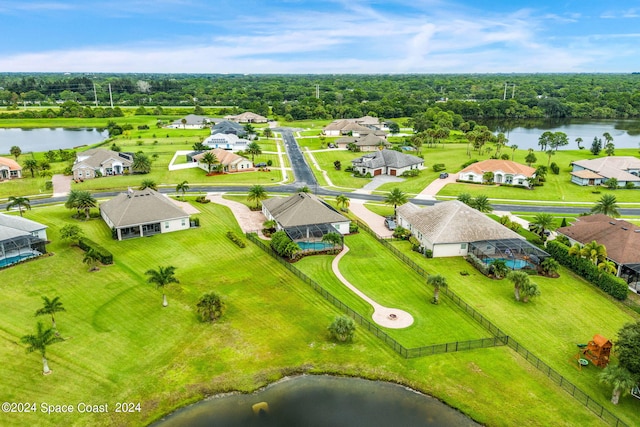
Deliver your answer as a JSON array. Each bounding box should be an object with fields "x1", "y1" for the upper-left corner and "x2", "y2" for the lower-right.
[
  {"x1": 246, "y1": 232, "x2": 505, "y2": 359},
  {"x1": 355, "y1": 220, "x2": 629, "y2": 427}
]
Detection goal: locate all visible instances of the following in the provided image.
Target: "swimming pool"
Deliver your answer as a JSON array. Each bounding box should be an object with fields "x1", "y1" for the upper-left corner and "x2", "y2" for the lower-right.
[
  {"x1": 297, "y1": 241, "x2": 336, "y2": 251},
  {"x1": 0, "y1": 253, "x2": 36, "y2": 268},
  {"x1": 485, "y1": 258, "x2": 535, "y2": 270}
]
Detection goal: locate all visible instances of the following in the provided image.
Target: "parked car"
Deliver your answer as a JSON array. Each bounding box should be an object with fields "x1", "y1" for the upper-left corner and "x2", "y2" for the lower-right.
[
  {"x1": 328, "y1": 143, "x2": 337, "y2": 148},
  {"x1": 439, "y1": 172, "x2": 449, "y2": 179},
  {"x1": 255, "y1": 162, "x2": 267, "y2": 167},
  {"x1": 384, "y1": 217, "x2": 397, "y2": 230}
]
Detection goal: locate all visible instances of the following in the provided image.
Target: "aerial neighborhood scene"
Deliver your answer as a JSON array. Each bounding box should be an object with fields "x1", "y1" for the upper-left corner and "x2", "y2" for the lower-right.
[{"x1": 2, "y1": 1, "x2": 640, "y2": 426}]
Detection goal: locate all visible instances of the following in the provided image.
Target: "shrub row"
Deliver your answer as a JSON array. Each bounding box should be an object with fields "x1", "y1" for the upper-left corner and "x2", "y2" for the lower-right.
[
  {"x1": 78, "y1": 237, "x2": 114, "y2": 265},
  {"x1": 546, "y1": 240, "x2": 628, "y2": 300},
  {"x1": 226, "y1": 231, "x2": 246, "y2": 248},
  {"x1": 466, "y1": 253, "x2": 489, "y2": 275},
  {"x1": 270, "y1": 230, "x2": 300, "y2": 259},
  {"x1": 432, "y1": 163, "x2": 446, "y2": 172}
]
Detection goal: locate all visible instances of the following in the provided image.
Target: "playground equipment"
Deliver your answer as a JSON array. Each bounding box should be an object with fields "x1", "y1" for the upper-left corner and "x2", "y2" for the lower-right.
[{"x1": 580, "y1": 334, "x2": 612, "y2": 368}]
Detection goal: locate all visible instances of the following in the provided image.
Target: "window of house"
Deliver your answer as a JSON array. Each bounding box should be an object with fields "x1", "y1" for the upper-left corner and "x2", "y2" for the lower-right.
[
  {"x1": 181, "y1": 219, "x2": 186, "y2": 226},
  {"x1": 165, "y1": 222, "x2": 169, "y2": 229},
  {"x1": 461, "y1": 243, "x2": 467, "y2": 249}
]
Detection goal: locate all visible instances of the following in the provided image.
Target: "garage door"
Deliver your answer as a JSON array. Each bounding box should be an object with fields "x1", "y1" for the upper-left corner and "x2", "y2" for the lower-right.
[
  {"x1": 373, "y1": 169, "x2": 382, "y2": 176},
  {"x1": 390, "y1": 169, "x2": 396, "y2": 176}
]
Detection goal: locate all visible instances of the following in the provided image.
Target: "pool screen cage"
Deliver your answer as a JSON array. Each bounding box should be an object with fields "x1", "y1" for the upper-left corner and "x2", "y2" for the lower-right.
[
  {"x1": 0, "y1": 235, "x2": 46, "y2": 259},
  {"x1": 284, "y1": 223, "x2": 337, "y2": 244},
  {"x1": 468, "y1": 238, "x2": 549, "y2": 266},
  {"x1": 621, "y1": 264, "x2": 640, "y2": 293}
]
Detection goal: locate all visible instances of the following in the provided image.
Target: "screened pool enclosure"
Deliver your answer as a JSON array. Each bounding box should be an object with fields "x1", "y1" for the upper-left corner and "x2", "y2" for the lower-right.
[{"x1": 469, "y1": 238, "x2": 549, "y2": 271}]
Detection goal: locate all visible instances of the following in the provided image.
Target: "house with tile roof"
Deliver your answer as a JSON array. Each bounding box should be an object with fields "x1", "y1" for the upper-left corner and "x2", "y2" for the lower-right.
[
  {"x1": 458, "y1": 159, "x2": 536, "y2": 187},
  {"x1": 100, "y1": 189, "x2": 191, "y2": 240},
  {"x1": 72, "y1": 149, "x2": 133, "y2": 180},
  {"x1": 191, "y1": 148, "x2": 253, "y2": 173},
  {"x1": 0, "y1": 213, "x2": 48, "y2": 267},
  {"x1": 0, "y1": 156, "x2": 22, "y2": 180},
  {"x1": 223, "y1": 111, "x2": 268, "y2": 123},
  {"x1": 570, "y1": 156, "x2": 640, "y2": 187},
  {"x1": 556, "y1": 214, "x2": 640, "y2": 291},
  {"x1": 262, "y1": 193, "x2": 351, "y2": 242},
  {"x1": 351, "y1": 149, "x2": 423, "y2": 176}
]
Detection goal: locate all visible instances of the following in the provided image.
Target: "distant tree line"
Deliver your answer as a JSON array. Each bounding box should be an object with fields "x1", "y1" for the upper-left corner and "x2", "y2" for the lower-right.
[{"x1": 1, "y1": 73, "x2": 640, "y2": 120}]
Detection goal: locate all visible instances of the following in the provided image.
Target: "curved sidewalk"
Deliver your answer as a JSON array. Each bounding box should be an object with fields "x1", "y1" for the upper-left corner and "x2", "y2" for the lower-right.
[{"x1": 332, "y1": 245, "x2": 414, "y2": 329}]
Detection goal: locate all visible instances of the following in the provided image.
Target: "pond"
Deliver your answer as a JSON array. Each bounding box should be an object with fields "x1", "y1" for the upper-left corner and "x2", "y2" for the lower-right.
[
  {"x1": 485, "y1": 118, "x2": 640, "y2": 151},
  {"x1": 152, "y1": 375, "x2": 480, "y2": 427},
  {"x1": 0, "y1": 128, "x2": 108, "y2": 154}
]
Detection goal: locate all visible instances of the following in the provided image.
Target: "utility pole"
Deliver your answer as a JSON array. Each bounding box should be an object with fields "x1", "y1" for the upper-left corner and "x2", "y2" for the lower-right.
[
  {"x1": 108, "y1": 83, "x2": 114, "y2": 108},
  {"x1": 315, "y1": 84, "x2": 319, "y2": 99},
  {"x1": 93, "y1": 83, "x2": 98, "y2": 107},
  {"x1": 503, "y1": 82, "x2": 508, "y2": 100},
  {"x1": 511, "y1": 84, "x2": 516, "y2": 99}
]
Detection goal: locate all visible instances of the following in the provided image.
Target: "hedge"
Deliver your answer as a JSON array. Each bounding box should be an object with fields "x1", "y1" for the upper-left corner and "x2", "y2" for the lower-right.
[
  {"x1": 546, "y1": 240, "x2": 628, "y2": 300},
  {"x1": 78, "y1": 237, "x2": 114, "y2": 265},
  {"x1": 226, "y1": 231, "x2": 246, "y2": 248}
]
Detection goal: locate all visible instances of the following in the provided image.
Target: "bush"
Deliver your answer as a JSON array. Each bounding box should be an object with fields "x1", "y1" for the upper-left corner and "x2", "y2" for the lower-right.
[
  {"x1": 432, "y1": 163, "x2": 446, "y2": 172},
  {"x1": 550, "y1": 162, "x2": 560, "y2": 175},
  {"x1": 462, "y1": 159, "x2": 479, "y2": 168},
  {"x1": 226, "y1": 231, "x2": 246, "y2": 248},
  {"x1": 349, "y1": 223, "x2": 359, "y2": 233},
  {"x1": 466, "y1": 253, "x2": 489, "y2": 275},
  {"x1": 400, "y1": 169, "x2": 420, "y2": 177},
  {"x1": 267, "y1": 159, "x2": 273, "y2": 167},
  {"x1": 195, "y1": 196, "x2": 210, "y2": 203},
  {"x1": 546, "y1": 240, "x2": 628, "y2": 300},
  {"x1": 78, "y1": 237, "x2": 114, "y2": 264},
  {"x1": 424, "y1": 249, "x2": 433, "y2": 258},
  {"x1": 344, "y1": 166, "x2": 354, "y2": 172},
  {"x1": 328, "y1": 316, "x2": 356, "y2": 342},
  {"x1": 625, "y1": 182, "x2": 636, "y2": 189}
]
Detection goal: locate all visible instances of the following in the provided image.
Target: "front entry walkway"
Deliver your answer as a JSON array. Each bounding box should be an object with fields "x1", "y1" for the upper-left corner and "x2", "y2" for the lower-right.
[{"x1": 332, "y1": 245, "x2": 414, "y2": 329}]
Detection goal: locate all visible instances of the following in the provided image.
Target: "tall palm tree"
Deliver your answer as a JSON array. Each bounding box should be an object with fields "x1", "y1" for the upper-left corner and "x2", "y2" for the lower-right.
[
  {"x1": 580, "y1": 241, "x2": 607, "y2": 265},
  {"x1": 599, "y1": 364, "x2": 637, "y2": 405},
  {"x1": 20, "y1": 321, "x2": 64, "y2": 374},
  {"x1": 247, "y1": 185, "x2": 268, "y2": 209},
  {"x1": 246, "y1": 141, "x2": 262, "y2": 162},
  {"x1": 6, "y1": 196, "x2": 31, "y2": 217},
  {"x1": 591, "y1": 194, "x2": 620, "y2": 217},
  {"x1": 23, "y1": 158, "x2": 38, "y2": 178},
  {"x1": 508, "y1": 270, "x2": 530, "y2": 302},
  {"x1": 598, "y1": 260, "x2": 618, "y2": 275},
  {"x1": 568, "y1": 242, "x2": 582, "y2": 258},
  {"x1": 74, "y1": 191, "x2": 97, "y2": 220},
  {"x1": 35, "y1": 296, "x2": 66, "y2": 330},
  {"x1": 529, "y1": 213, "x2": 554, "y2": 240},
  {"x1": 336, "y1": 194, "x2": 350, "y2": 212},
  {"x1": 471, "y1": 195, "x2": 493, "y2": 213},
  {"x1": 139, "y1": 179, "x2": 157, "y2": 191},
  {"x1": 384, "y1": 188, "x2": 408, "y2": 217},
  {"x1": 146, "y1": 265, "x2": 179, "y2": 307},
  {"x1": 575, "y1": 137, "x2": 583, "y2": 149},
  {"x1": 132, "y1": 152, "x2": 152, "y2": 174},
  {"x1": 427, "y1": 274, "x2": 448, "y2": 304},
  {"x1": 10, "y1": 145, "x2": 22, "y2": 160},
  {"x1": 510, "y1": 144, "x2": 518, "y2": 161},
  {"x1": 176, "y1": 180, "x2": 189, "y2": 198},
  {"x1": 201, "y1": 151, "x2": 218, "y2": 173}
]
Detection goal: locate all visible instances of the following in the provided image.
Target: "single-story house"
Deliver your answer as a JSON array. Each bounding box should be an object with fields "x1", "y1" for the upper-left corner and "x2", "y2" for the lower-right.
[
  {"x1": 0, "y1": 213, "x2": 48, "y2": 267},
  {"x1": 570, "y1": 156, "x2": 640, "y2": 187},
  {"x1": 191, "y1": 148, "x2": 253, "y2": 173},
  {"x1": 556, "y1": 214, "x2": 640, "y2": 291},
  {"x1": 72, "y1": 149, "x2": 133, "y2": 180},
  {"x1": 167, "y1": 114, "x2": 215, "y2": 129},
  {"x1": 262, "y1": 193, "x2": 351, "y2": 245},
  {"x1": 323, "y1": 116, "x2": 388, "y2": 136},
  {"x1": 351, "y1": 149, "x2": 423, "y2": 176},
  {"x1": 223, "y1": 112, "x2": 268, "y2": 123},
  {"x1": 203, "y1": 133, "x2": 250, "y2": 152},
  {"x1": 100, "y1": 189, "x2": 191, "y2": 240},
  {"x1": 458, "y1": 159, "x2": 536, "y2": 187},
  {"x1": 0, "y1": 157, "x2": 22, "y2": 180},
  {"x1": 210, "y1": 120, "x2": 247, "y2": 137},
  {"x1": 335, "y1": 133, "x2": 391, "y2": 151}
]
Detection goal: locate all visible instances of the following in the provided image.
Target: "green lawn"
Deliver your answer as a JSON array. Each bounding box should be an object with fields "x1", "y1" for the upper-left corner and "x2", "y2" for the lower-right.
[
  {"x1": 0, "y1": 203, "x2": 619, "y2": 426},
  {"x1": 306, "y1": 150, "x2": 370, "y2": 189}
]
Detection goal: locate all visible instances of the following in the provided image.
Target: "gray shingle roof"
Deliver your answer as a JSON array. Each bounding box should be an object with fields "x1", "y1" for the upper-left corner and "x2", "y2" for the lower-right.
[
  {"x1": 397, "y1": 201, "x2": 522, "y2": 244},
  {"x1": 211, "y1": 120, "x2": 246, "y2": 136},
  {"x1": 263, "y1": 193, "x2": 349, "y2": 227},
  {"x1": 73, "y1": 149, "x2": 133, "y2": 171},
  {"x1": 572, "y1": 156, "x2": 640, "y2": 182},
  {"x1": 351, "y1": 149, "x2": 423, "y2": 169},
  {"x1": 0, "y1": 213, "x2": 47, "y2": 233},
  {"x1": 100, "y1": 189, "x2": 189, "y2": 228}
]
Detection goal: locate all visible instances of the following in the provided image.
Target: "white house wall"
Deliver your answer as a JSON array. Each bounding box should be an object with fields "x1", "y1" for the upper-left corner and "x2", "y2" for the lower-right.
[
  {"x1": 332, "y1": 221, "x2": 350, "y2": 235},
  {"x1": 161, "y1": 217, "x2": 190, "y2": 234},
  {"x1": 433, "y1": 243, "x2": 469, "y2": 257}
]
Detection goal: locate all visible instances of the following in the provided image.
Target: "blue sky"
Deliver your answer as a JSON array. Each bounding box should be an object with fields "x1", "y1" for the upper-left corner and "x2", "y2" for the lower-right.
[{"x1": 1, "y1": 0, "x2": 639, "y2": 73}]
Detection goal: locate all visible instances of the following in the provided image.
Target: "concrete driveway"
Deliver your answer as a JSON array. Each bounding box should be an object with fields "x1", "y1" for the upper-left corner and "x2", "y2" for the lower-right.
[{"x1": 414, "y1": 173, "x2": 458, "y2": 200}]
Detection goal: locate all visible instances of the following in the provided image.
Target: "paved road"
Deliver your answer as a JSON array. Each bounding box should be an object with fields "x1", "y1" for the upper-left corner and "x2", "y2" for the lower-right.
[{"x1": 279, "y1": 129, "x2": 317, "y2": 188}]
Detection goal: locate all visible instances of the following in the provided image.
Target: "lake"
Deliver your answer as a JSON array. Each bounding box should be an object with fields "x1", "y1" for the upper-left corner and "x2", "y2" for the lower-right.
[
  {"x1": 0, "y1": 128, "x2": 109, "y2": 154},
  {"x1": 485, "y1": 118, "x2": 640, "y2": 151},
  {"x1": 151, "y1": 375, "x2": 480, "y2": 427}
]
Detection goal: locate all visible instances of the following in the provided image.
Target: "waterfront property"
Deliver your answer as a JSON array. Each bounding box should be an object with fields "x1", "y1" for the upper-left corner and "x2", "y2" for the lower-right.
[
  {"x1": 100, "y1": 188, "x2": 191, "y2": 240},
  {"x1": 570, "y1": 156, "x2": 640, "y2": 187},
  {"x1": 0, "y1": 156, "x2": 22, "y2": 180},
  {"x1": 72, "y1": 148, "x2": 133, "y2": 180},
  {"x1": 458, "y1": 159, "x2": 536, "y2": 187},
  {"x1": 396, "y1": 201, "x2": 548, "y2": 267},
  {"x1": 351, "y1": 149, "x2": 423, "y2": 176},
  {"x1": 557, "y1": 214, "x2": 640, "y2": 291},
  {"x1": 262, "y1": 193, "x2": 350, "y2": 246},
  {"x1": 0, "y1": 213, "x2": 47, "y2": 267}
]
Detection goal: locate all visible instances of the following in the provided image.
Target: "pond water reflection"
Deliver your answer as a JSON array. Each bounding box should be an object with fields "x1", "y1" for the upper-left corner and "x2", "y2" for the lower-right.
[
  {"x1": 0, "y1": 128, "x2": 108, "y2": 153},
  {"x1": 152, "y1": 375, "x2": 480, "y2": 427}
]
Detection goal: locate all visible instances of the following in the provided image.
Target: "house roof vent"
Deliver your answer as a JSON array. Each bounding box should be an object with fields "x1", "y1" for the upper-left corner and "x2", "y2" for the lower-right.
[
  {"x1": 609, "y1": 222, "x2": 616, "y2": 225},
  {"x1": 621, "y1": 227, "x2": 628, "y2": 231}
]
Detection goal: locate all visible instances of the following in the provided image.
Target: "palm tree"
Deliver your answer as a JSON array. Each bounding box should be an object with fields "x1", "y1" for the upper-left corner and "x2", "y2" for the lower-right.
[
  {"x1": 599, "y1": 364, "x2": 637, "y2": 405},
  {"x1": 575, "y1": 137, "x2": 583, "y2": 149},
  {"x1": 591, "y1": 194, "x2": 620, "y2": 217},
  {"x1": 336, "y1": 194, "x2": 350, "y2": 212},
  {"x1": 384, "y1": 188, "x2": 408, "y2": 217},
  {"x1": 6, "y1": 196, "x2": 31, "y2": 217},
  {"x1": 247, "y1": 185, "x2": 268, "y2": 209},
  {"x1": 181, "y1": 118, "x2": 187, "y2": 129},
  {"x1": 508, "y1": 270, "x2": 530, "y2": 302},
  {"x1": 520, "y1": 281, "x2": 540, "y2": 302},
  {"x1": 568, "y1": 242, "x2": 582, "y2": 258},
  {"x1": 529, "y1": 213, "x2": 554, "y2": 240},
  {"x1": 201, "y1": 151, "x2": 218, "y2": 173},
  {"x1": 546, "y1": 149, "x2": 555, "y2": 167},
  {"x1": 35, "y1": 296, "x2": 66, "y2": 330},
  {"x1": 20, "y1": 321, "x2": 64, "y2": 374},
  {"x1": 263, "y1": 127, "x2": 273, "y2": 139},
  {"x1": 246, "y1": 141, "x2": 262, "y2": 162},
  {"x1": 145, "y1": 265, "x2": 179, "y2": 307},
  {"x1": 510, "y1": 144, "x2": 518, "y2": 161},
  {"x1": 23, "y1": 158, "x2": 39, "y2": 178},
  {"x1": 196, "y1": 292, "x2": 225, "y2": 322},
  {"x1": 471, "y1": 195, "x2": 492, "y2": 213},
  {"x1": 328, "y1": 316, "x2": 356, "y2": 342},
  {"x1": 132, "y1": 152, "x2": 152, "y2": 174},
  {"x1": 427, "y1": 274, "x2": 447, "y2": 304},
  {"x1": 82, "y1": 248, "x2": 101, "y2": 271},
  {"x1": 10, "y1": 145, "x2": 21, "y2": 160},
  {"x1": 490, "y1": 259, "x2": 510, "y2": 279},
  {"x1": 176, "y1": 180, "x2": 189, "y2": 198},
  {"x1": 598, "y1": 260, "x2": 618, "y2": 275},
  {"x1": 540, "y1": 258, "x2": 559, "y2": 276},
  {"x1": 580, "y1": 241, "x2": 607, "y2": 265},
  {"x1": 321, "y1": 232, "x2": 343, "y2": 248},
  {"x1": 139, "y1": 179, "x2": 157, "y2": 191},
  {"x1": 74, "y1": 191, "x2": 97, "y2": 220},
  {"x1": 457, "y1": 193, "x2": 472, "y2": 206}
]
